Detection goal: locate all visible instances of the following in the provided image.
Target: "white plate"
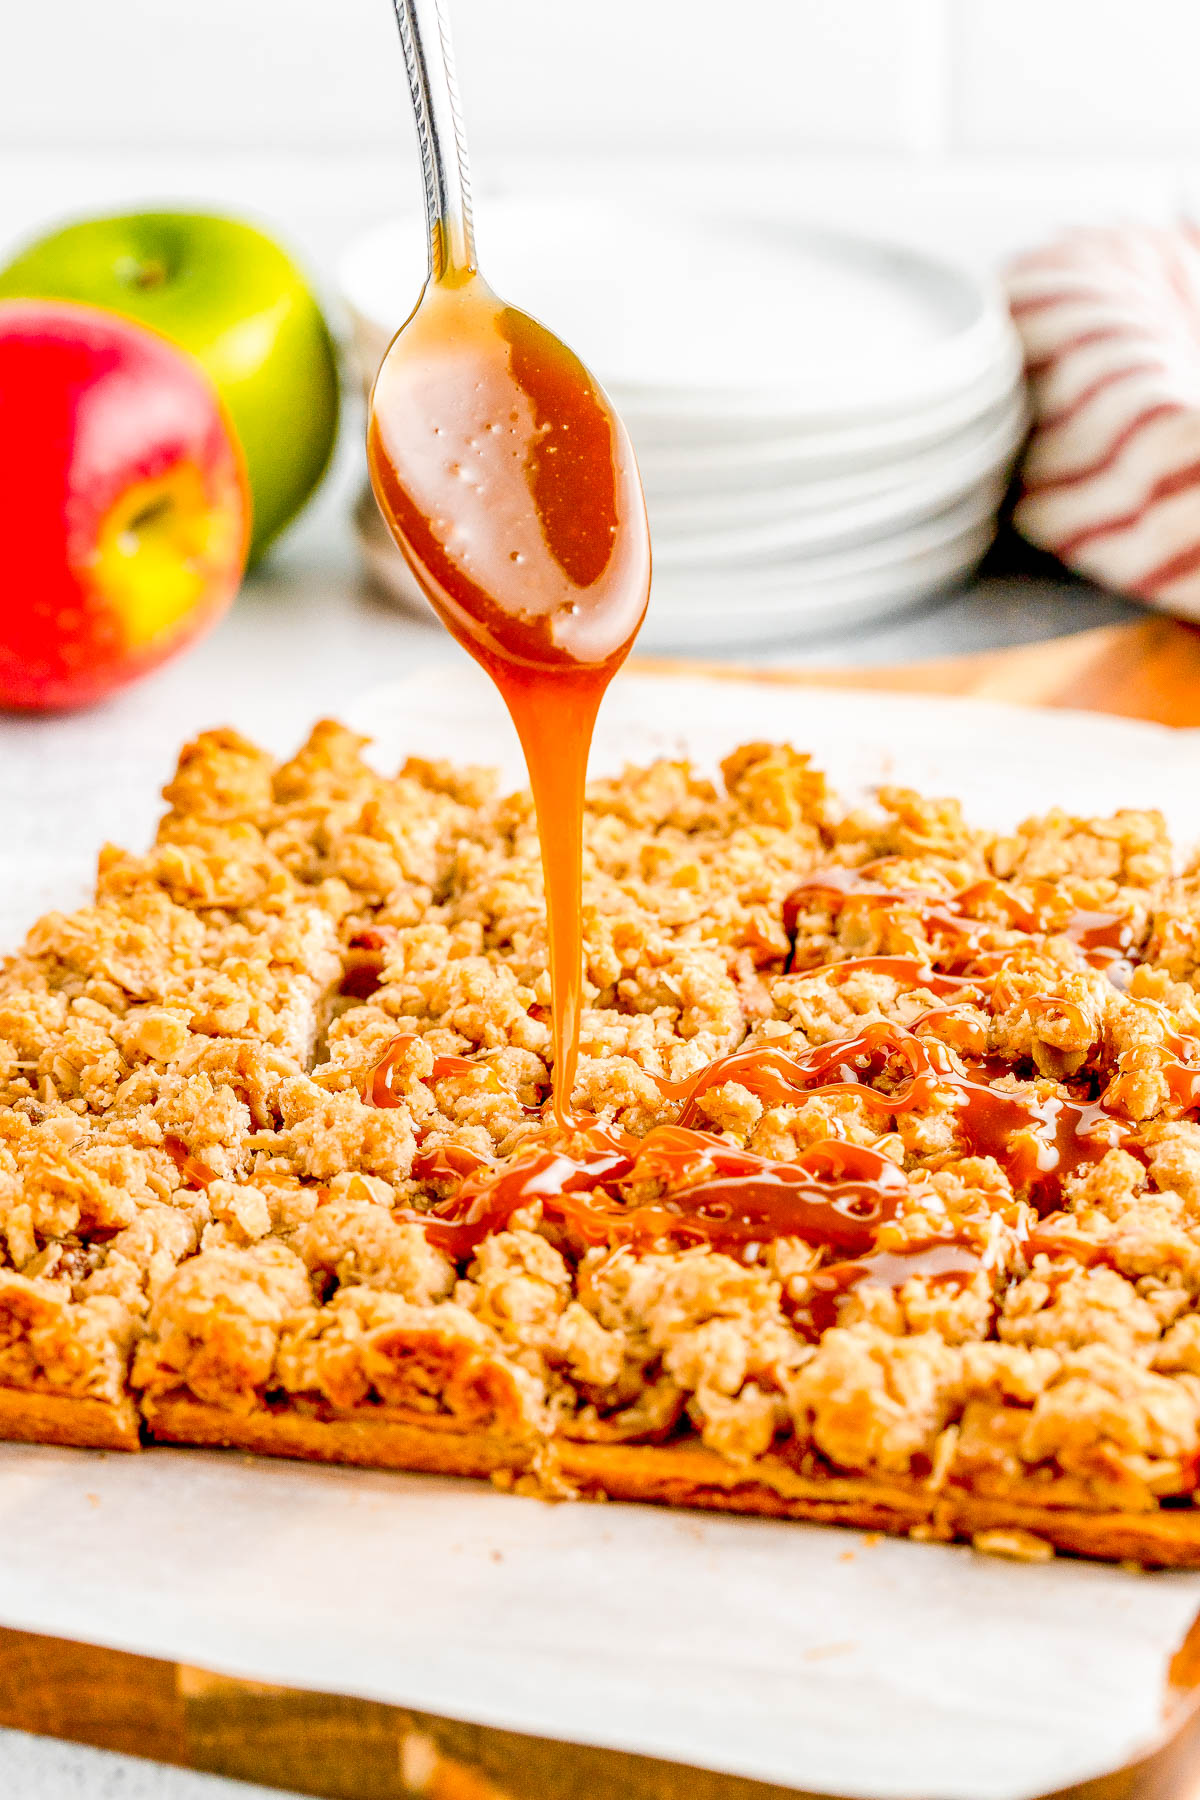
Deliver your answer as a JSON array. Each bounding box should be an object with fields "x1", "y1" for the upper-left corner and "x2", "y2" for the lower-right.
[
  {"x1": 355, "y1": 482, "x2": 996, "y2": 648},
  {"x1": 659, "y1": 480, "x2": 1003, "y2": 592},
  {"x1": 353, "y1": 404, "x2": 1014, "y2": 580},
  {"x1": 644, "y1": 394, "x2": 1025, "y2": 531},
  {"x1": 640, "y1": 524, "x2": 996, "y2": 650},
  {"x1": 345, "y1": 296, "x2": 1020, "y2": 476},
  {"x1": 339, "y1": 202, "x2": 1018, "y2": 421},
  {"x1": 650, "y1": 498, "x2": 998, "y2": 608},
  {"x1": 630, "y1": 353, "x2": 1025, "y2": 492},
  {"x1": 647, "y1": 412, "x2": 1022, "y2": 566},
  {"x1": 652, "y1": 481, "x2": 1004, "y2": 571},
  {"x1": 356, "y1": 463, "x2": 997, "y2": 581},
  {"x1": 618, "y1": 342, "x2": 1020, "y2": 448},
  {"x1": 347, "y1": 288, "x2": 1022, "y2": 505}
]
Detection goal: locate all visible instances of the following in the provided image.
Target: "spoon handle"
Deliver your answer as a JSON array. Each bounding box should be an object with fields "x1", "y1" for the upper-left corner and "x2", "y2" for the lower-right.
[{"x1": 389, "y1": 0, "x2": 476, "y2": 282}]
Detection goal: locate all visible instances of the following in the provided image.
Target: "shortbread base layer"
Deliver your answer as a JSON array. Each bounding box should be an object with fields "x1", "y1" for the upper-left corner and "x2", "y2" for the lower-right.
[
  {"x1": 0, "y1": 1385, "x2": 141, "y2": 1452},
  {"x1": 136, "y1": 1394, "x2": 1200, "y2": 1568},
  {"x1": 10, "y1": 1384, "x2": 1199, "y2": 1566}
]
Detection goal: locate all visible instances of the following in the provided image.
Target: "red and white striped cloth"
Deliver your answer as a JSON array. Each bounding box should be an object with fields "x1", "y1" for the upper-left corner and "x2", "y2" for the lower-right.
[{"x1": 1007, "y1": 224, "x2": 1200, "y2": 617}]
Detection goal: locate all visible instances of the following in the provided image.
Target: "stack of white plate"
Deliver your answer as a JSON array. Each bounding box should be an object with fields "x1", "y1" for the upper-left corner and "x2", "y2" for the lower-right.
[{"x1": 340, "y1": 201, "x2": 1027, "y2": 650}]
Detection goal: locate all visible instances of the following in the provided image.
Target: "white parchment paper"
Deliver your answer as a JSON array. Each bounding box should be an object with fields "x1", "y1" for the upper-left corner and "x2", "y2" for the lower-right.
[
  {"x1": 2, "y1": 1442, "x2": 1200, "y2": 1800},
  {"x1": 6, "y1": 666, "x2": 1200, "y2": 1800}
]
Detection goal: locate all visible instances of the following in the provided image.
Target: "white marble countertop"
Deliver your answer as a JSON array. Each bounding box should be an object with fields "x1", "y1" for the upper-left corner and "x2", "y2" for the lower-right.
[{"x1": 0, "y1": 1728, "x2": 309, "y2": 1800}]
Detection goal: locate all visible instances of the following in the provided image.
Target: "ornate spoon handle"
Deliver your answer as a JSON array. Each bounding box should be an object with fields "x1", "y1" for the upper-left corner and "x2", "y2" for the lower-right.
[{"x1": 389, "y1": 0, "x2": 477, "y2": 282}]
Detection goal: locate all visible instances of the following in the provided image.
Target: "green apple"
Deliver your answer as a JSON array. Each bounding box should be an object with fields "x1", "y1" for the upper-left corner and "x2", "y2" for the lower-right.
[{"x1": 0, "y1": 211, "x2": 339, "y2": 560}]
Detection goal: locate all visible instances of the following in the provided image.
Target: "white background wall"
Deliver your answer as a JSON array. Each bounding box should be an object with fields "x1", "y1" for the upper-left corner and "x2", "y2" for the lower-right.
[
  {"x1": 7, "y1": 1, "x2": 1200, "y2": 280},
  {"x1": 9, "y1": 0, "x2": 1200, "y2": 160}
]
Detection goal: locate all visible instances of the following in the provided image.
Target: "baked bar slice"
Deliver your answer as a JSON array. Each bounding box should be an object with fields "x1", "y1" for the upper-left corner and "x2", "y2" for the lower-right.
[{"x1": 8, "y1": 722, "x2": 1200, "y2": 1566}]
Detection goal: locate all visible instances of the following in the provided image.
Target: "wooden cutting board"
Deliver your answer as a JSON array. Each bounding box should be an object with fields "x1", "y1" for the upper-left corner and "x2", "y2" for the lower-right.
[
  {"x1": 4, "y1": 1617, "x2": 1200, "y2": 1800},
  {"x1": 4, "y1": 610, "x2": 1200, "y2": 1800},
  {"x1": 638, "y1": 615, "x2": 1200, "y2": 729}
]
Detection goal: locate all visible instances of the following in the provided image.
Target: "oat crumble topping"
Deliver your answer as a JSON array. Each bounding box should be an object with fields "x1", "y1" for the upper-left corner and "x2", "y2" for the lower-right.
[{"x1": 7, "y1": 719, "x2": 1200, "y2": 1554}]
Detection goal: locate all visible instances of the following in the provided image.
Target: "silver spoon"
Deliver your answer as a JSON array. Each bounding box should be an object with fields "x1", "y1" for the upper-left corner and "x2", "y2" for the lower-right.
[{"x1": 367, "y1": 0, "x2": 651, "y2": 1122}]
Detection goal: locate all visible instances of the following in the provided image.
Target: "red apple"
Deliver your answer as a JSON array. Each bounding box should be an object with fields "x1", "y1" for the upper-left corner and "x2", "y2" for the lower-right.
[{"x1": 0, "y1": 299, "x2": 249, "y2": 710}]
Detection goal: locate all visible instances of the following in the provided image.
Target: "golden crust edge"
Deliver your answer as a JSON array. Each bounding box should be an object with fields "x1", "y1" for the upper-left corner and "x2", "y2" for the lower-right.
[
  {"x1": 142, "y1": 1395, "x2": 1200, "y2": 1567},
  {"x1": 0, "y1": 1384, "x2": 141, "y2": 1452},
  {"x1": 142, "y1": 1392, "x2": 529, "y2": 1479}
]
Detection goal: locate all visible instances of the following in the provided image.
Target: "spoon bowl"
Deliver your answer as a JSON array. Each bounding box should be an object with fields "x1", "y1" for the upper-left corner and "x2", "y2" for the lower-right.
[{"x1": 368, "y1": 273, "x2": 649, "y2": 677}]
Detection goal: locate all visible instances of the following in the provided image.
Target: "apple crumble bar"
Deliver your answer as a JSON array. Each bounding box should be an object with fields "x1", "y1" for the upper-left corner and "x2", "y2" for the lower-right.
[{"x1": 7, "y1": 719, "x2": 1200, "y2": 1564}]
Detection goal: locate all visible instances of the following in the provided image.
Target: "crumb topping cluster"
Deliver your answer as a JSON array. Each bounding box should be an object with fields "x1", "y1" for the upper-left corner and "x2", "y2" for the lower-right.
[{"x1": 4, "y1": 719, "x2": 1200, "y2": 1525}]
